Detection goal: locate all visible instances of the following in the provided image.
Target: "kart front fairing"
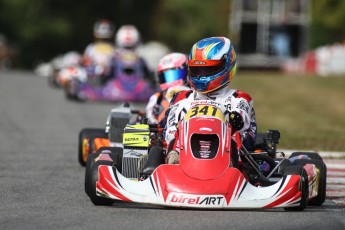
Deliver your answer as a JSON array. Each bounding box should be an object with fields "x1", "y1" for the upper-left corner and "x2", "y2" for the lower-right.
[
  {"x1": 97, "y1": 163, "x2": 302, "y2": 208},
  {"x1": 95, "y1": 105, "x2": 303, "y2": 209}
]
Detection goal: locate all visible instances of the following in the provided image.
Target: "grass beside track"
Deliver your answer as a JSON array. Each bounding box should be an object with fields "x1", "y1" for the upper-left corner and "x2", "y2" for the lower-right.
[{"x1": 231, "y1": 71, "x2": 345, "y2": 152}]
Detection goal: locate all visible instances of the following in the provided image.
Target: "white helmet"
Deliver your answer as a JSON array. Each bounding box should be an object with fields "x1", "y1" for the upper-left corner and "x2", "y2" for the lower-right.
[
  {"x1": 93, "y1": 19, "x2": 115, "y2": 40},
  {"x1": 115, "y1": 25, "x2": 141, "y2": 49}
]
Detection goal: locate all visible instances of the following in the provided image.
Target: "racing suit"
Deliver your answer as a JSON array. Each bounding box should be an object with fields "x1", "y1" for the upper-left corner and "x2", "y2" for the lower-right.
[
  {"x1": 145, "y1": 85, "x2": 190, "y2": 124},
  {"x1": 82, "y1": 41, "x2": 115, "y2": 82},
  {"x1": 164, "y1": 85, "x2": 257, "y2": 167}
]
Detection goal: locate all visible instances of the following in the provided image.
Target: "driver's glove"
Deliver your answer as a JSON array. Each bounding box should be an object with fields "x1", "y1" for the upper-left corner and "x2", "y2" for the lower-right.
[{"x1": 229, "y1": 111, "x2": 244, "y2": 131}]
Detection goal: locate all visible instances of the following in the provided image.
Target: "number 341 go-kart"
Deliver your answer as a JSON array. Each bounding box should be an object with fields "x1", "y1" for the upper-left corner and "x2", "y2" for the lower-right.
[{"x1": 85, "y1": 103, "x2": 326, "y2": 211}]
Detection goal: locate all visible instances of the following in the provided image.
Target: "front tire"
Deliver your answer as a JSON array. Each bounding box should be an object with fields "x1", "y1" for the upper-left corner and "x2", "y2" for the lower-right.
[
  {"x1": 283, "y1": 166, "x2": 308, "y2": 211},
  {"x1": 85, "y1": 147, "x2": 123, "y2": 196},
  {"x1": 85, "y1": 152, "x2": 100, "y2": 195},
  {"x1": 89, "y1": 160, "x2": 115, "y2": 206}
]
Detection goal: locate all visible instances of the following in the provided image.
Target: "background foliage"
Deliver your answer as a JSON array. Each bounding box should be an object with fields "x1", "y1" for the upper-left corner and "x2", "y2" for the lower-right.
[{"x1": 1, "y1": 0, "x2": 345, "y2": 68}]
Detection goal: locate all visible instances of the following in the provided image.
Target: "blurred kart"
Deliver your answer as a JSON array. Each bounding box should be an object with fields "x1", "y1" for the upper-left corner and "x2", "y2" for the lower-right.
[
  {"x1": 58, "y1": 66, "x2": 87, "y2": 91},
  {"x1": 78, "y1": 103, "x2": 145, "y2": 166},
  {"x1": 85, "y1": 103, "x2": 326, "y2": 210},
  {"x1": 66, "y1": 50, "x2": 157, "y2": 102},
  {"x1": 47, "y1": 51, "x2": 83, "y2": 88}
]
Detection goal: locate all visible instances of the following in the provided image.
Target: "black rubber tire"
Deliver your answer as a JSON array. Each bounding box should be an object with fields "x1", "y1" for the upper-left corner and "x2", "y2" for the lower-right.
[
  {"x1": 283, "y1": 166, "x2": 308, "y2": 211},
  {"x1": 85, "y1": 147, "x2": 123, "y2": 196},
  {"x1": 48, "y1": 74, "x2": 60, "y2": 88},
  {"x1": 89, "y1": 160, "x2": 115, "y2": 206},
  {"x1": 289, "y1": 152, "x2": 323, "y2": 161},
  {"x1": 84, "y1": 152, "x2": 100, "y2": 195},
  {"x1": 95, "y1": 146, "x2": 123, "y2": 173},
  {"x1": 293, "y1": 159, "x2": 327, "y2": 206},
  {"x1": 78, "y1": 128, "x2": 107, "y2": 166},
  {"x1": 275, "y1": 158, "x2": 292, "y2": 175},
  {"x1": 64, "y1": 83, "x2": 76, "y2": 100}
]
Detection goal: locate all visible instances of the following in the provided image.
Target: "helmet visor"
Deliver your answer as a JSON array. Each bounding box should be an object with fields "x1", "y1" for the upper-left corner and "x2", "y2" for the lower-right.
[
  {"x1": 158, "y1": 68, "x2": 187, "y2": 84},
  {"x1": 188, "y1": 59, "x2": 226, "y2": 77}
]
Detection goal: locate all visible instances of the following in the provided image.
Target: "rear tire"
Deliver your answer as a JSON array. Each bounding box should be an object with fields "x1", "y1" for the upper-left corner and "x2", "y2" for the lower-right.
[
  {"x1": 289, "y1": 152, "x2": 323, "y2": 161},
  {"x1": 78, "y1": 128, "x2": 107, "y2": 166},
  {"x1": 283, "y1": 166, "x2": 308, "y2": 211},
  {"x1": 89, "y1": 160, "x2": 115, "y2": 206}
]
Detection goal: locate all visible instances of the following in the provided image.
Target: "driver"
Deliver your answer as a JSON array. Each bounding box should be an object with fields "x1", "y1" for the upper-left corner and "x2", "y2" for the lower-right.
[
  {"x1": 82, "y1": 19, "x2": 116, "y2": 84},
  {"x1": 145, "y1": 52, "x2": 190, "y2": 124},
  {"x1": 164, "y1": 36, "x2": 257, "y2": 167}
]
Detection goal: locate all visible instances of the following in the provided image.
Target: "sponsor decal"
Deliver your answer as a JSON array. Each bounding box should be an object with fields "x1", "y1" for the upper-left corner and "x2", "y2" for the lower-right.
[
  {"x1": 226, "y1": 104, "x2": 231, "y2": 112},
  {"x1": 190, "y1": 100, "x2": 221, "y2": 107},
  {"x1": 125, "y1": 137, "x2": 139, "y2": 142},
  {"x1": 168, "y1": 107, "x2": 177, "y2": 126},
  {"x1": 168, "y1": 193, "x2": 225, "y2": 207},
  {"x1": 168, "y1": 115, "x2": 176, "y2": 127},
  {"x1": 123, "y1": 133, "x2": 150, "y2": 147},
  {"x1": 236, "y1": 100, "x2": 249, "y2": 113},
  {"x1": 192, "y1": 60, "x2": 207, "y2": 65}
]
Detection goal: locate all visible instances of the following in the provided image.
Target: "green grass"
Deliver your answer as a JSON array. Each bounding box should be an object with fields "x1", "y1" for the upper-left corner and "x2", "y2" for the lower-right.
[{"x1": 231, "y1": 71, "x2": 345, "y2": 151}]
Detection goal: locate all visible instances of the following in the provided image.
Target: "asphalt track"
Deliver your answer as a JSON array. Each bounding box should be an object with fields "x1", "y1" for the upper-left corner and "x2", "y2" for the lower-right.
[{"x1": 0, "y1": 71, "x2": 344, "y2": 230}]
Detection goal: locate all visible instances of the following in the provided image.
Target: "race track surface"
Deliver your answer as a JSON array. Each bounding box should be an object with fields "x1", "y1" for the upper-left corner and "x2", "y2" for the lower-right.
[{"x1": 0, "y1": 71, "x2": 344, "y2": 230}]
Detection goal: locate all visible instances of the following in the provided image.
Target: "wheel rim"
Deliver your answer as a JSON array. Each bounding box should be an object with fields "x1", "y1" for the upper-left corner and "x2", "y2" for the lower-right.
[{"x1": 82, "y1": 138, "x2": 90, "y2": 163}]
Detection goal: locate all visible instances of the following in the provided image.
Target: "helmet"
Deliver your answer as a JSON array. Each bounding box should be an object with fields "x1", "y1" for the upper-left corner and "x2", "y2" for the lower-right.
[
  {"x1": 93, "y1": 19, "x2": 115, "y2": 40},
  {"x1": 157, "y1": 53, "x2": 188, "y2": 91},
  {"x1": 115, "y1": 25, "x2": 141, "y2": 49},
  {"x1": 188, "y1": 37, "x2": 237, "y2": 93}
]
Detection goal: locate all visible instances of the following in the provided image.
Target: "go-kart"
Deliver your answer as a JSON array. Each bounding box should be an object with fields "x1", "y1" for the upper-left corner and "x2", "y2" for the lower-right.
[
  {"x1": 67, "y1": 76, "x2": 156, "y2": 102},
  {"x1": 66, "y1": 50, "x2": 157, "y2": 102},
  {"x1": 85, "y1": 103, "x2": 326, "y2": 210},
  {"x1": 78, "y1": 103, "x2": 145, "y2": 166}
]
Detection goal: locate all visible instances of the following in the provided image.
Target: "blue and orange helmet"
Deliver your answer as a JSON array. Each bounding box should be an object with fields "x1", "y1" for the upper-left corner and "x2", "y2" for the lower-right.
[{"x1": 188, "y1": 37, "x2": 237, "y2": 93}]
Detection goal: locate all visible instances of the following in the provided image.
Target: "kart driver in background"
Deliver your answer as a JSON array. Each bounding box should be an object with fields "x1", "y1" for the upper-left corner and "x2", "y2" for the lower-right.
[
  {"x1": 82, "y1": 19, "x2": 115, "y2": 84},
  {"x1": 163, "y1": 36, "x2": 257, "y2": 167},
  {"x1": 115, "y1": 24, "x2": 141, "y2": 51},
  {"x1": 145, "y1": 52, "x2": 190, "y2": 124},
  {"x1": 111, "y1": 25, "x2": 155, "y2": 86}
]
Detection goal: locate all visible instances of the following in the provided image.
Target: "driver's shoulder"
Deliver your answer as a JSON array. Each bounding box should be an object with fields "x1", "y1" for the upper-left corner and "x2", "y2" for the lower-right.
[
  {"x1": 232, "y1": 89, "x2": 252, "y2": 102},
  {"x1": 170, "y1": 89, "x2": 193, "y2": 105}
]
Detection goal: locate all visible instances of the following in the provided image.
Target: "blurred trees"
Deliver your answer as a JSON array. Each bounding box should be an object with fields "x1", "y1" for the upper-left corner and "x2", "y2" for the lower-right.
[
  {"x1": 1, "y1": 0, "x2": 345, "y2": 69},
  {"x1": 150, "y1": 0, "x2": 230, "y2": 54},
  {"x1": 0, "y1": 0, "x2": 159, "y2": 68},
  {"x1": 310, "y1": 0, "x2": 345, "y2": 48}
]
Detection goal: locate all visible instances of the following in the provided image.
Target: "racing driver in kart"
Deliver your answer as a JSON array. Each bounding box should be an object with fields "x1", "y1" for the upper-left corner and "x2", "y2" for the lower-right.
[
  {"x1": 163, "y1": 36, "x2": 257, "y2": 168},
  {"x1": 145, "y1": 52, "x2": 190, "y2": 124},
  {"x1": 82, "y1": 19, "x2": 116, "y2": 84}
]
